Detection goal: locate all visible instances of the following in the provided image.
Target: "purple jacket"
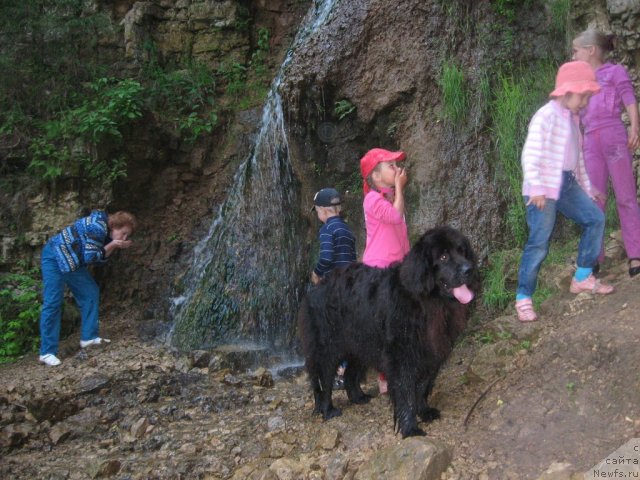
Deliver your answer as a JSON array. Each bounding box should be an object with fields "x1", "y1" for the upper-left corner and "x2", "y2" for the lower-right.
[{"x1": 581, "y1": 63, "x2": 637, "y2": 134}]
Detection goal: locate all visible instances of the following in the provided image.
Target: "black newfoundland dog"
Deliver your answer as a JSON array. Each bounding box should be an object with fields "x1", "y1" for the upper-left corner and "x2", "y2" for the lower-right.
[{"x1": 297, "y1": 226, "x2": 478, "y2": 438}]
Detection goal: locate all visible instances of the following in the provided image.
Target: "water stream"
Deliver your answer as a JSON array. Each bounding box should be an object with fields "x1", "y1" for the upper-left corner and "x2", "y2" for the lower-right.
[{"x1": 169, "y1": 0, "x2": 337, "y2": 352}]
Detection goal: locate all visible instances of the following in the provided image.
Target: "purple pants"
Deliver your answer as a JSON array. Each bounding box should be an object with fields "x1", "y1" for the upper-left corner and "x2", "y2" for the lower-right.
[{"x1": 583, "y1": 124, "x2": 640, "y2": 262}]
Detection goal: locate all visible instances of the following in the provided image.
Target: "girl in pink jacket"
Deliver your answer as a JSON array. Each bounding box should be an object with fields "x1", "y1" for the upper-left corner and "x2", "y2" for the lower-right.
[
  {"x1": 516, "y1": 61, "x2": 615, "y2": 323},
  {"x1": 359, "y1": 147, "x2": 410, "y2": 393}
]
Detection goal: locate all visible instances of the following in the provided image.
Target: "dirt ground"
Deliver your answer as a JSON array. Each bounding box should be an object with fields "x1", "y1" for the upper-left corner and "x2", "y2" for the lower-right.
[{"x1": 1, "y1": 260, "x2": 639, "y2": 479}]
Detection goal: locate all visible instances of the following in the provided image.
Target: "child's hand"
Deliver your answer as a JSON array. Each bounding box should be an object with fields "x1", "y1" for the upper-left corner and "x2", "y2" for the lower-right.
[
  {"x1": 593, "y1": 191, "x2": 607, "y2": 203},
  {"x1": 311, "y1": 271, "x2": 321, "y2": 285},
  {"x1": 394, "y1": 167, "x2": 408, "y2": 190},
  {"x1": 526, "y1": 195, "x2": 546, "y2": 210}
]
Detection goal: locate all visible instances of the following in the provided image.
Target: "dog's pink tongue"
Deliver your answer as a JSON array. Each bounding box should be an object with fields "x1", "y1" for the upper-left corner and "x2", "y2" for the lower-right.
[{"x1": 453, "y1": 284, "x2": 474, "y2": 304}]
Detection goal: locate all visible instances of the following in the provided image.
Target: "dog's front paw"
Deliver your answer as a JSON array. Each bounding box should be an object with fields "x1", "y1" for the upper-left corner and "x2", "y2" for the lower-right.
[
  {"x1": 401, "y1": 426, "x2": 426, "y2": 438},
  {"x1": 418, "y1": 407, "x2": 440, "y2": 422},
  {"x1": 349, "y1": 392, "x2": 372, "y2": 404},
  {"x1": 322, "y1": 407, "x2": 342, "y2": 420}
]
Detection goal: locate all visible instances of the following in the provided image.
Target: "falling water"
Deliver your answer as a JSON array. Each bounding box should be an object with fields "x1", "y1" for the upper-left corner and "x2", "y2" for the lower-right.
[{"x1": 169, "y1": 0, "x2": 337, "y2": 352}]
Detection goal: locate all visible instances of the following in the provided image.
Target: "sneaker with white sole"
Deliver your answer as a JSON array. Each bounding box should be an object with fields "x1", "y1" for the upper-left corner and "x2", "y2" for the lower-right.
[
  {"x1": 39, "y1": 354, "x2": 62, "y2": 366},
  {"x1": 79, "y1": 337, "x2": 111, "y2": 348}
]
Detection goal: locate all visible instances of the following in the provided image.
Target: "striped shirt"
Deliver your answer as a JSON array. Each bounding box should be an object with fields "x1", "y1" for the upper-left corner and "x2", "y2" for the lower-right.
[
  {"x1": 48, "y1": 210, "x2": 110, "y2": 273},
  {"x1": 313, "y1": 215, "x2": 356, "y2": 277},
  {"x1": 521, "y1": 100, "x2": 592, "y2": 200}
]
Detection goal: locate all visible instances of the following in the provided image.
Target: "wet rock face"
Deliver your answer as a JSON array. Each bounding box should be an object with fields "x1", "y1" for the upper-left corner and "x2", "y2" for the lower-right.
[{"x1": 281, "y1": 0, "x2": 509, "y2": 258}]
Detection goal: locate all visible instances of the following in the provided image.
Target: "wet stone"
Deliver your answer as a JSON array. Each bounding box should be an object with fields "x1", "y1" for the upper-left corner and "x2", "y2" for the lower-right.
[
  {"x1": 1, "y1": 423, "x2": 33, "y2": 451},
  {"x1": 315, "y1": 427, "x2": 340, "y2": 451},
  {"x1": 210, "y1": 344, "x2": 270, "y2": 372},
  {"x1": 26, "y1": 396, "x2": 79, "y2": 423},
  {"x1": 222, "y1": 374, "x2": 242, "y2": 387},
  {"x1": 130, "y1": 417, "x2": 149, "y2": 439},
  {"x1": 191, "y1": 350, "x2": 212, "y2": 368},
  {"x1": 49, "y1": 423, "x2": 72, "y2": 445},
  {"x1": 267, "y1": 416, "x2": 285, "y2": 432},
  {"x1": 88, "y1": 459, "x2": 121, "y2": 479},
  {"x1": 76, "y1": 374, "x2": 111, "y2": 395},
  {"x1": 252, "y1": 367, "x2": 274, "y2": 388}
]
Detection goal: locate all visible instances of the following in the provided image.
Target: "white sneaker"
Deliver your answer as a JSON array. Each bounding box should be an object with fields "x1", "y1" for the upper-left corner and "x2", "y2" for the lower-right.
[
  {"x1": 80, "y1": 337, "x2": 111, "y2": 348},
  {"x1": 39, "y1": 354, "x2": 62, "y2": 366}
]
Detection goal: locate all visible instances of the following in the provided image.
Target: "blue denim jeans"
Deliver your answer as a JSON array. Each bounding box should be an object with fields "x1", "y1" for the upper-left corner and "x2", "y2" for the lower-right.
[
  {"x1": 517, "y1": 171, "x2": 605, "y2": 298},
  {"x1": 39, "y1": 242, "x2": 100, "y2": 355}
]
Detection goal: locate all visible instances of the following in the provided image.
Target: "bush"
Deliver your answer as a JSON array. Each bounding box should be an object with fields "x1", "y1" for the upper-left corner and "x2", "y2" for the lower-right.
[
  {"x1": 0, "y1": 268, "x2": 41, "y2": 362},
  {"x1": 28, "y1": 77, "x2": 144, "y2": 186},
  {"x1": 142, "y1": 58, "x2": 219, "y2": 143}
]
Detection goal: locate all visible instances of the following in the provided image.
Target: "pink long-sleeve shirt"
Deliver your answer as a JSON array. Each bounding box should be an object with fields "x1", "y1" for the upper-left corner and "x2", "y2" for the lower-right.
[
  {"x1": 521, "y1": 100, "x2": 592, "y2": 200},
  {"x1": 362, "y1": 190, "x2": 410, "y2": 268},
  {"x1": 581, "y1": 63, "x2": 637, "y2": 133}
]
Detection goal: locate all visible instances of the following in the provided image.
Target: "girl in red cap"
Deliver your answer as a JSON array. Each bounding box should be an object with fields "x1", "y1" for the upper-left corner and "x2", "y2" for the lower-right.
[
  {"x1": 359, "y1": 147, "x2": 410, "y2": 393},
  {"x1": 515, "y1": 61, "x2": 614, "y2": 323}
]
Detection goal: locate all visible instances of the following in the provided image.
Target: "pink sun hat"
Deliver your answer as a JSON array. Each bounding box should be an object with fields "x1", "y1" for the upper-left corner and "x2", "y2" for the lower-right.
[{"x1": 549, "y1": 60, "x2": 601, "y2": 97}]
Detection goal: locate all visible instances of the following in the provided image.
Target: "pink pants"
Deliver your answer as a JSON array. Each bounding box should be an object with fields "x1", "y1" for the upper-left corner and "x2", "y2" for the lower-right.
[{"x1": 583, "y1": 124, "x2": 640, "y2": 262}]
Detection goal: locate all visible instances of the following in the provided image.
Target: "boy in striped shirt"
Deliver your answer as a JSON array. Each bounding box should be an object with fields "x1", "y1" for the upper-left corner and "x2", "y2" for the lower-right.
[
  {"x1": 310, "y1": 187, "x2": 356, "y2": 388},
  {"x1": 310, "y1": 188, "x2": 357, "y2": 285}
]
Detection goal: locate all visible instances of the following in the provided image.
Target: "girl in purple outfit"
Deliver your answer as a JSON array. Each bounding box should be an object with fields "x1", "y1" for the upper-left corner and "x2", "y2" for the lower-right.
[{"x1": 572, "y1": 29, "x2": 640, "y2": 277}]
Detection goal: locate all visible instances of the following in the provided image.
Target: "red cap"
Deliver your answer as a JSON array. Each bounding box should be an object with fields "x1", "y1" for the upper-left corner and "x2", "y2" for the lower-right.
[{"x1": 359, "y1": 148, "x2": 406, "y2": 194}]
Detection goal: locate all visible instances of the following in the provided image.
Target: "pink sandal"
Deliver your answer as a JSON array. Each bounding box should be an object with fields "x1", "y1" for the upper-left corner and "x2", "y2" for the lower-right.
[
  {"x1": 569, "y1": 274, "x2": 614, "y2": 295},
  {"x1": 515, "y1": 298, "x2": 538, "y2": 322}
]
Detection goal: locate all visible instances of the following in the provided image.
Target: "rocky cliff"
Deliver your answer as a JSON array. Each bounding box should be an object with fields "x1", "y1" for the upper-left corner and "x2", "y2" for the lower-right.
[{"x1": 1, "y1": 0, "x2": 639, "y2": 348}]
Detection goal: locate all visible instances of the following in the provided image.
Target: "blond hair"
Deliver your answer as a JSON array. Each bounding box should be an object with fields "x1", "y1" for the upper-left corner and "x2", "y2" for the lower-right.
[
  {"x1": 108, "y1": 211, "x2": 137, "y2": 232},
  {"x1": 317, "y1": 205, "x2": 342, "y2": 216},
  {"x1": 574, "y1": 29, "x2": 615, "y2": 59}
]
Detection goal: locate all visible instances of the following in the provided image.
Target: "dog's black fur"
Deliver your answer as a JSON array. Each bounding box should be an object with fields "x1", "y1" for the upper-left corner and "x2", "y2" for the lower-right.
[{"x1": 297, "y1": 226, "x2": 478, "y2": 437}]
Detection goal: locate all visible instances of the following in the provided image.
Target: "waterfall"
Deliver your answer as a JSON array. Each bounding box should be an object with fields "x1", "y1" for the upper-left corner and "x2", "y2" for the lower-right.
[{"x1": 169, "y1": 0, "x2": 337, "y2": 352}]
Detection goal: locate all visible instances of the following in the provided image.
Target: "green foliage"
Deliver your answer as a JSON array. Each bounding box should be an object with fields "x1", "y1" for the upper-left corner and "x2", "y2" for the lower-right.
[
  {"x1": 28, "y1": 77, "x2": 144, "y2": 185},
  {"x1": 438, "y1": 61, "x2": 468, "y2": 125},
  {"x1": 491, "y1": 0, "x2": 519, "y2": 22},
  {"x1": 219, "y1": 62, "x2": 249, "y2": 100},
  {"x1": 234, "y1": 6, "x2": 251, "y2": 32},
  {"x1": 142, "y1": 57, "x2": 219, "y2": 143},
  {"x1": 605, "y1": 194, "x2": 620, "y2": 235},
  {"x1": 0, "y1": 0, "x2": 114, "y2": 118},
  {"x1": 547, "y1": 0, "x2": 570, "y2": 37},
  {"x1": 477, "y1": 331, "x2": 496, "y2": 344},
  {"x1": 334, "y1": 99, "x2": 356, "y2": 120},
  {"x1": 0, "y1": 267, "x2": 41, "y2": 362},
  {"x1": 490, "y1": 61, "x2": 557, "y2": 245},
  {"x1": 217, "y1": 27, "x2": 271, "y2": 110},
  {"x1": 251, "y1": 27, "x2": 271, "y2": 77},
  {"x1": 482, "y1": 248, "x2": 521, "y2": 312}
]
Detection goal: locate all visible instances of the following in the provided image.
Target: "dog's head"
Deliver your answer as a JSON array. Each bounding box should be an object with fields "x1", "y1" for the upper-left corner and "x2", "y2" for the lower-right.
[{"x1": 399, "y1": 226, "x2": 477, "y2": 303}]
